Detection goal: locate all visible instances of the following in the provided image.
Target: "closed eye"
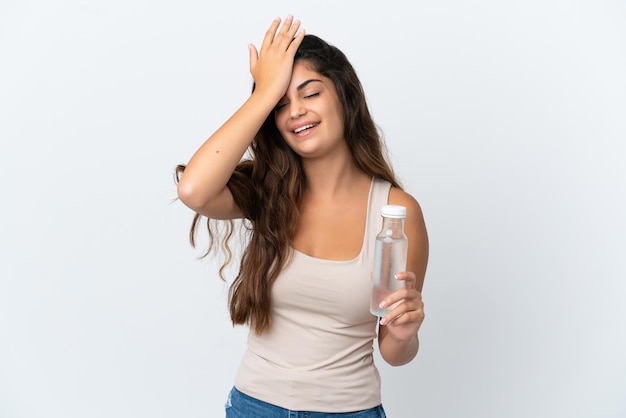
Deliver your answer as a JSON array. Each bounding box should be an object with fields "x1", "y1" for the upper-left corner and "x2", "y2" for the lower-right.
[
  {"x1": 274, "y1": 93, "x2": 319, "y2": 112},
  {"x1": 274, "y1": 102, "x2": 288, "y2": 112}
]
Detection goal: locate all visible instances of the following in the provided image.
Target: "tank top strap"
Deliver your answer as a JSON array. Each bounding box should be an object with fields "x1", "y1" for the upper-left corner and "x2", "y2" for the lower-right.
[{"x1": 361, "y1": 177, "x2": 391, "y2": 263}]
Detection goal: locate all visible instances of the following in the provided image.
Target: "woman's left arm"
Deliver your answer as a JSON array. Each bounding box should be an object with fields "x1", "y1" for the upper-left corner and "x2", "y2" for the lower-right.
[{"x1": 377, "y1": 188, "x2": 429, "y2": 366}]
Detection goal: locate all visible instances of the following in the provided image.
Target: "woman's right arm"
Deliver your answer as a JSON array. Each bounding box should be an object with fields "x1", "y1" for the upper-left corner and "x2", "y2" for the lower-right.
[
  {"x1": 177, "y1": 16, "x2": 303, "y2": 219},
  {"x1": 177, "y1": 92, "x2": 279, "y2": 219}
]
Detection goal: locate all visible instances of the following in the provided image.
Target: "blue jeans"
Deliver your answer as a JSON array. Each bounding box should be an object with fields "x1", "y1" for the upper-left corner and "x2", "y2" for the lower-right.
[{"x1": 225, "y1": 387, "x2": 387, "y2": 418}]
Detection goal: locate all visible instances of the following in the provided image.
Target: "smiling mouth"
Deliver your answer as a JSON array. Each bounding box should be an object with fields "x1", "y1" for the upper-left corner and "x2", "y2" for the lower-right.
[{"x1": 293, "y1": 123, "x2": 318, "y2": 134}]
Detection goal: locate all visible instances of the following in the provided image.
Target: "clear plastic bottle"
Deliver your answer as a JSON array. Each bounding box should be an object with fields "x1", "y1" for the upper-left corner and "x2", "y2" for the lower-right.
[{"x1": 370, "y1": 205, "x2": 408, "y2": 317}]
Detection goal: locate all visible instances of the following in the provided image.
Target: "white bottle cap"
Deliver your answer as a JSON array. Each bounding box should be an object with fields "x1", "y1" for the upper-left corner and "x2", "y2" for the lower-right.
[{"x1": 381, "y1": 205, "x2": 406, "y2": 218}]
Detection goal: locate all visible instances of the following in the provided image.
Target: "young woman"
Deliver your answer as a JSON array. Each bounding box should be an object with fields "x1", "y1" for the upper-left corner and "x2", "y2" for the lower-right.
[{"x1": 176, "y1": 15, "x2": 429, "y2": 418}]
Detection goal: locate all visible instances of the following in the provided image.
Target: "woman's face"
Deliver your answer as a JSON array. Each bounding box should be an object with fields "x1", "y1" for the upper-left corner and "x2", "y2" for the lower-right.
[{"x1": 274, "y1": 61, "x2": 345, "y2": 159}]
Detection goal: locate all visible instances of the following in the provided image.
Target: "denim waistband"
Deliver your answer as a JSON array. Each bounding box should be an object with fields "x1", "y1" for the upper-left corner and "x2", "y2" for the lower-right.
[{"x1": 225, "y1": 386, "x2": 387, "y2": 418}]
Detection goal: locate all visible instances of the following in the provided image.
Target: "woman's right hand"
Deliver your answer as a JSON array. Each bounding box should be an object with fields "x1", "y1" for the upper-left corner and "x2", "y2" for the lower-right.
[{"x1": 248, "y1": 15, "x2": 304, "y2": 102}]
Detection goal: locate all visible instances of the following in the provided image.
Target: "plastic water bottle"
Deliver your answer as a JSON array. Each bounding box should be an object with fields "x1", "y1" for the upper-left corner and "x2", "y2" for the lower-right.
[{"x1": 370, "y1": 205, "x2": 408, "y2": 317}]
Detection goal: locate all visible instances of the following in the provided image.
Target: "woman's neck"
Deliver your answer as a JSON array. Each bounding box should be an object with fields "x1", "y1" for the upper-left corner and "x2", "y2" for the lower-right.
[{"x1": 302, "y1": 158, "x2": 370, "y2": 199}]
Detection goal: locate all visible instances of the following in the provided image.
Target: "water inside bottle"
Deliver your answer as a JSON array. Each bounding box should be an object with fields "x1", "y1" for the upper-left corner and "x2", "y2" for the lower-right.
[{"x1": 370, "y1": 236, "x2": 407, "y2": 317}]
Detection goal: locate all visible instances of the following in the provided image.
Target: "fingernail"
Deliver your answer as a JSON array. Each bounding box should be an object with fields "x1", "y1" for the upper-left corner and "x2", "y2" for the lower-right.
[
  {"x1": 379, "y1": 301, "x2": 387, "y2": 309},
  {"x1": 380, "y1": 317, "x2": 387, "y2": 325}
]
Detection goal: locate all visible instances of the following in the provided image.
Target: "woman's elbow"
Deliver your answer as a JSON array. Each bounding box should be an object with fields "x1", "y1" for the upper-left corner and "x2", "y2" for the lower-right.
[{"x1": 177, "y1": 179, "x2": 203, "y2": 211}]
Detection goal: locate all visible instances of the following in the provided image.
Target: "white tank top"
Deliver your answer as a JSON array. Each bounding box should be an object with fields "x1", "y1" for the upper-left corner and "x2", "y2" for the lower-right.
[{"x1": 234, "y1": 177, "x2": 391, "y2": 412}]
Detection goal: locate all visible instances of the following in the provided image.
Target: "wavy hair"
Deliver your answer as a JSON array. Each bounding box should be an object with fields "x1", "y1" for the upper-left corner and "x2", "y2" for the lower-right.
[{"x1": 176, "y1": 34, "x2": 401, "y2": 334}]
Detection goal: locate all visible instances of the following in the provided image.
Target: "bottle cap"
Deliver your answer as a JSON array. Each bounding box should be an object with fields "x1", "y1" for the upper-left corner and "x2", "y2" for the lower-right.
[{"x1": 381, "y1": 205, "x2": 406, "y2": 218}]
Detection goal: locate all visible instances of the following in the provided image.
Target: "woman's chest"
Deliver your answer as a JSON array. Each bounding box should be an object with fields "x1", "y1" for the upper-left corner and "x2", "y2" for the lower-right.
[
  {"x1": 291, "y1": 205, "x2": 367, "y2": 261},
  {"x1": 271, "y1": 252, "x2": 374, "y2": 325}
]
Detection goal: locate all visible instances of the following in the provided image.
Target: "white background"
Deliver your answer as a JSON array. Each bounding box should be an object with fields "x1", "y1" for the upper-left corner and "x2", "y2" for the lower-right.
[{"x1": 1, "y1": 0, "x2": 625, "y2": 417}]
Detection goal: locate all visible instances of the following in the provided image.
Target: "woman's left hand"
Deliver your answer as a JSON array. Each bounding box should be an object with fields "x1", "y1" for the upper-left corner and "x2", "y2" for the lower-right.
[{"x1": 378, "y1": 271, "x2": 425, "y2": 341}]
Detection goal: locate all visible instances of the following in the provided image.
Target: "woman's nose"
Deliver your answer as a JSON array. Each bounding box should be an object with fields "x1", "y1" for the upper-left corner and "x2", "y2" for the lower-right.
[{"x1": 289, "y1": 100, "x2": 305, "y2": 119}]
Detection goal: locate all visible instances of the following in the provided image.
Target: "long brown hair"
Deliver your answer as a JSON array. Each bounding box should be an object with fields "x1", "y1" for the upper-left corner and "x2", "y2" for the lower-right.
[{"x1": 176, "y1": 34, "x2": 401, "y2": 334}]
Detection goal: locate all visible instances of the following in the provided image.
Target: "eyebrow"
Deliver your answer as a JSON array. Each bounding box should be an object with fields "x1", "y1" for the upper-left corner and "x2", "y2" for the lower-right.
[{"x1": 296, "y1": 79, "x2": 323, "y2": 91}]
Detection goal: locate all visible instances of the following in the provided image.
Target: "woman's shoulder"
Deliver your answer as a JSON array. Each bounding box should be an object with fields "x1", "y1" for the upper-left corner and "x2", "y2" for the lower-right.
[
  {"x1": 388, "y1": 186, "x2": 426, "y2": 228},
  {"x1": 389, "y1": 187, "x2": 428, "y2": 265},
  {"x1": 388, "y1": 187, "x2": 422, "y2": 213}
]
